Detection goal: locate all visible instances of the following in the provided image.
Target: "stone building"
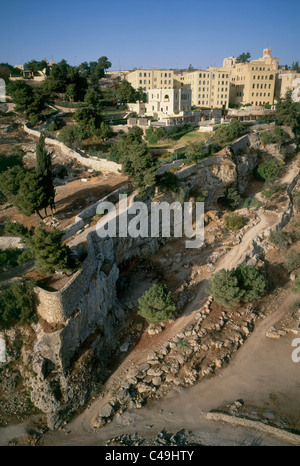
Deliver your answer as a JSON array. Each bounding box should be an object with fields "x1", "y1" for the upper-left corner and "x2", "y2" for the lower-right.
[
  {"x1": 229, "y1": 49, "x2": 279, "y2": 107},
  {"x1": 275, "y1": 70, "x2": 300, "y2": 102},
  {"x1": 184, "y1": 67, "x2": 230, "y2": 109},
  {"x1": 128, "y1": 88, "x2": 192, "y2": 121},
  {"x1": 126, "y1": 69, "x2": 175, "y2": 91}
]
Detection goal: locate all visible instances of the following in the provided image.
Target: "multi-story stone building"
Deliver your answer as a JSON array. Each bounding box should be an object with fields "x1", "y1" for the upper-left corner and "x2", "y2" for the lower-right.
[
  {"x1": 126, "y1": 69, "x2": 175, "y2": 91},
  {"x1": 184, "y1": 67, "x2": 230, "y2": 109},
  {"x1": 228, "y1": 49, "x2": 279, "y2": 107},
  {"x1": 128, "y1": 88, "x2": 192, "y2": 119},
  {"x1": 275, "y1": 70, "x2": 300, "y2": 102}
]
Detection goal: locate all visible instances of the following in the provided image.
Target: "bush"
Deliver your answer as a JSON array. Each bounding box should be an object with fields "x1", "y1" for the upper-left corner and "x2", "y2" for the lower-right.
[
  {"x1": 225, "y1": 187, "x2": 241, "y2": 211},
  {"x1": 260, "y1": 127, "x2": 288, "y2": 146},
  {"x1": 268, "y1": 229, "x2": 290, "y2": 248},
  {"x1": 58, "y1": 125, "x2": 83, "y2": 149},
  {"x1": 224, "y1": 213, "x2": 243, "y2": 230},
  {"x1": 256, "y1": 160, "x2": 279, "y2": 181},
  {"x1": 292, "y1": 278, "x2": 300, "y2": 295},
  {"x1": 207, "y1": 264, "x2": 266, "y2": 308},
  {"x1": 138, "y1": 284, "x2": 176, "y2": 323},
  {"x1": 212, "y1": 119, "x2": 244, "y2": 146},
  {"x1": 243, "y1": 197, "x2": 263, "y2": 209},
  {"x1": 145, "y1": 126, "x2": 167, "y2": 145},
  {"x1": 261, "y1": 179, "x2": 283, "y2": 198},
  {"x1": 284, "y1": 249, "x2": 300, "y2": 273}
]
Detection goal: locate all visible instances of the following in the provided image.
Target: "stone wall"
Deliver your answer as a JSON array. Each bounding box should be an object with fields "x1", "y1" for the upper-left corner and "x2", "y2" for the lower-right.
[
  {"x1": 23, "y1": 124, "x2": 122, "y2": 173},
  {"x1": 0, "y1": 236, "x2": 24, "y2": 249}
]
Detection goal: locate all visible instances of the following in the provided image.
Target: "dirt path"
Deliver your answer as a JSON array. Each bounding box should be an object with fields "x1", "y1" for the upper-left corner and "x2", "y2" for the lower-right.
[
  {"x1": 37, "y1": 293, "x2": 300, "y2": 445},
  {"x1": 1, "y1": 161, "x2": 299, "y2": 446}
]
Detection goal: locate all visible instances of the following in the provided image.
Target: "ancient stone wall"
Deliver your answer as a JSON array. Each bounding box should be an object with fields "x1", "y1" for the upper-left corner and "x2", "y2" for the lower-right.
[{"x1": 23, "y1": 124, "x2": 122, "y2": 173}]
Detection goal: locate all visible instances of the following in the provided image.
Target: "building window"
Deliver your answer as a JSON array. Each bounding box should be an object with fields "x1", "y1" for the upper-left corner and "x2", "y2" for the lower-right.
[
  {"x1": 139, "y1": 72, "x2": 142, "y2": 77},
  {"x1": 269, "y1": 74, "x2": 274, "y2": 80},
  {"x1": 140, "y1": 80, "x2": 142, "y2": 84}
]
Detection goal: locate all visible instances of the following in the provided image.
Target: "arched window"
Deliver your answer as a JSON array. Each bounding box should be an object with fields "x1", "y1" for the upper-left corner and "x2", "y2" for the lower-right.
[
  {"x1": 164, "y1": 94, "x2": 169, "y2": 99},
  {"x1": 269, "y1": 74, "x2": 274, "y2": 80}
]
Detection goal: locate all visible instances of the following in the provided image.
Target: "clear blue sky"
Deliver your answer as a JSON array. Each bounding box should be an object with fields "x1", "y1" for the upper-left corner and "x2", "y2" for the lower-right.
[{"x1": 1, "y1": 0, "x2": 299, "y2": 70}]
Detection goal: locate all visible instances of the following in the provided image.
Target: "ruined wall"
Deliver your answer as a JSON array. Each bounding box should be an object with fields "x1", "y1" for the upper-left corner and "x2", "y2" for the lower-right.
[{"x1": 23, "y1": 124, "x2": 122, "y2": 173}]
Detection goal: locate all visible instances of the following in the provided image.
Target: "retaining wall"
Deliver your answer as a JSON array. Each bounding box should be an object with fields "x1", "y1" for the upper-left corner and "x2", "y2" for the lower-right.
[{"x1": 23, "y1": 124, "x2": 122, "y2": 173}]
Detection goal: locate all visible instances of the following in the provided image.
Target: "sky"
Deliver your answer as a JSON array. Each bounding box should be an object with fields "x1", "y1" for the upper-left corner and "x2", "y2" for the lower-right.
[{"x1": 1, "y1": 0, "x2": 300, "y2": 70}]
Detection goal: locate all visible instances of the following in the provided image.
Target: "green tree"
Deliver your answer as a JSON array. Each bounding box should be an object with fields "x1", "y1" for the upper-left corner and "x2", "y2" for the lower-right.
[
  {"x1": 236, "y1": 52, "x2": 251, "y2": 63},
  {"x1": 276, "y1": 90, "x2": 299, "y2": 129},
  {"x1": 14, "y1": 171, "x2": 47, "y2": 219},
  {"x1": 7, "y1": 221, "x2": 79, "y2": 275},
  {"x1": 0, "y1": 165, "x2": 27, "y2": 202},
  {"x1": 0, "y1": 279, "x2": 37, "y2": 329},
  {"x1": 6, "y1": 81, "x2": 46, "y2": 118},
  {"x1": 35, "y1": 133, "x2": 55, "y2": 215},
  {"x1": 84, "y1": 87, "x2": 103, "y2": 111},
  {"x1": 116, "y1": 80, "x2": 137, "y2": 103},
  {"x1": 138, "y1": 284, "x2": 176, "y2": 323},
  {"x1": 25, "y1": 59, "x2": 48, "y2": 75},
  {"x1": 256, "y1": 160, "x2": 279, "y2": 181},
  {"x1": 185, "y1": 141, "x2": 207, "y2": 167},
  {"x1": 58, "y1": 124, "x2": 83, "y2": 149},
  {"x1": 74, "y1": 106, "x2": 102, "y2": 136},
  {"x1": 157, "y1": 171, "x2": 180, "y2": 193},
  {"x1": 187, "y1": 64, "x2": 195, "y2": 71},
  {"x1": 212, "y1": 119, "x2": 244, "y2": 146},
  {"x1": 207, "y1": 264, "x2": 266, "y2": 308},
  {"x1": 0, "y1": 148, "x2": 24, "y2": 174},
  {"x1": 225, "y1": 186, "x2": 241, "y2": 211}
]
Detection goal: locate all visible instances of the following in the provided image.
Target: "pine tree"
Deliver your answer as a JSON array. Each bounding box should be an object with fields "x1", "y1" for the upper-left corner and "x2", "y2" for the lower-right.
[{"x1": 35, "y1": 133, "x2": 55, "y2": 216}]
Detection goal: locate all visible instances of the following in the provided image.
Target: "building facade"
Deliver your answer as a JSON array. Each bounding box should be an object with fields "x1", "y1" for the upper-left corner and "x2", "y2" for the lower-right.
[
  {"x1": 184, "y1": 67, "x2": 230, "y2": 109},
  {"x1": 126, "y1": 69, "x2": 175, "y2": 91},
  {"x1": 275, "y1": 71, "x2": 300, "y2": 102},
  {"x1": 229, "y1": 49, "x2": 279, "y2": 107}
]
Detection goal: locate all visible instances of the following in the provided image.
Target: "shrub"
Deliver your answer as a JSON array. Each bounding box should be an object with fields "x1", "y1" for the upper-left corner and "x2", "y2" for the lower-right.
[
  {"x1": 284, "y1": 249, "x2": 300, "y2": 273},
  {"x1": 225, "y1": 187, "x2": 241, "y2": 211},
  {"x1": 212, "y1": 119, "x2": 244, "y2": 146},
  {"x1": 256, "y1": 160, "x2": 279, "y2": 181},
  {"x1": 138, "y1": 284, "x2": 176, "y2": 323},
  {"x1": 268, "y1": 229, "x2": 290, "y2": 248},
  {"x1": 58, "y1": 125, "x2": 83, "y2": 149},
  {"x1": 243, "y1": 197, "x2": 262, "y2": 209},
  {"x1": 261, "y1": 179, "x2": 283, "y2": 199},
  {"x1": 207, "y1": 264, "x2": 266, "y2": 308},
  {"x1": 292, "y1": 278, "x2": 300, "y2": 295},
  {"x1": 260, "y1": 127, "x2": 288, "y2": 146},
  {"x1": 224, "y1": 213, "x2": 243, "y2": 230}
]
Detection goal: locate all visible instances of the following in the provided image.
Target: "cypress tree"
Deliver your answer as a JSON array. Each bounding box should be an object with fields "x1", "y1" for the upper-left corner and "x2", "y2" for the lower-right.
[{"x1": 36, "y1": 132, "x2": 56, "y2": 216}]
